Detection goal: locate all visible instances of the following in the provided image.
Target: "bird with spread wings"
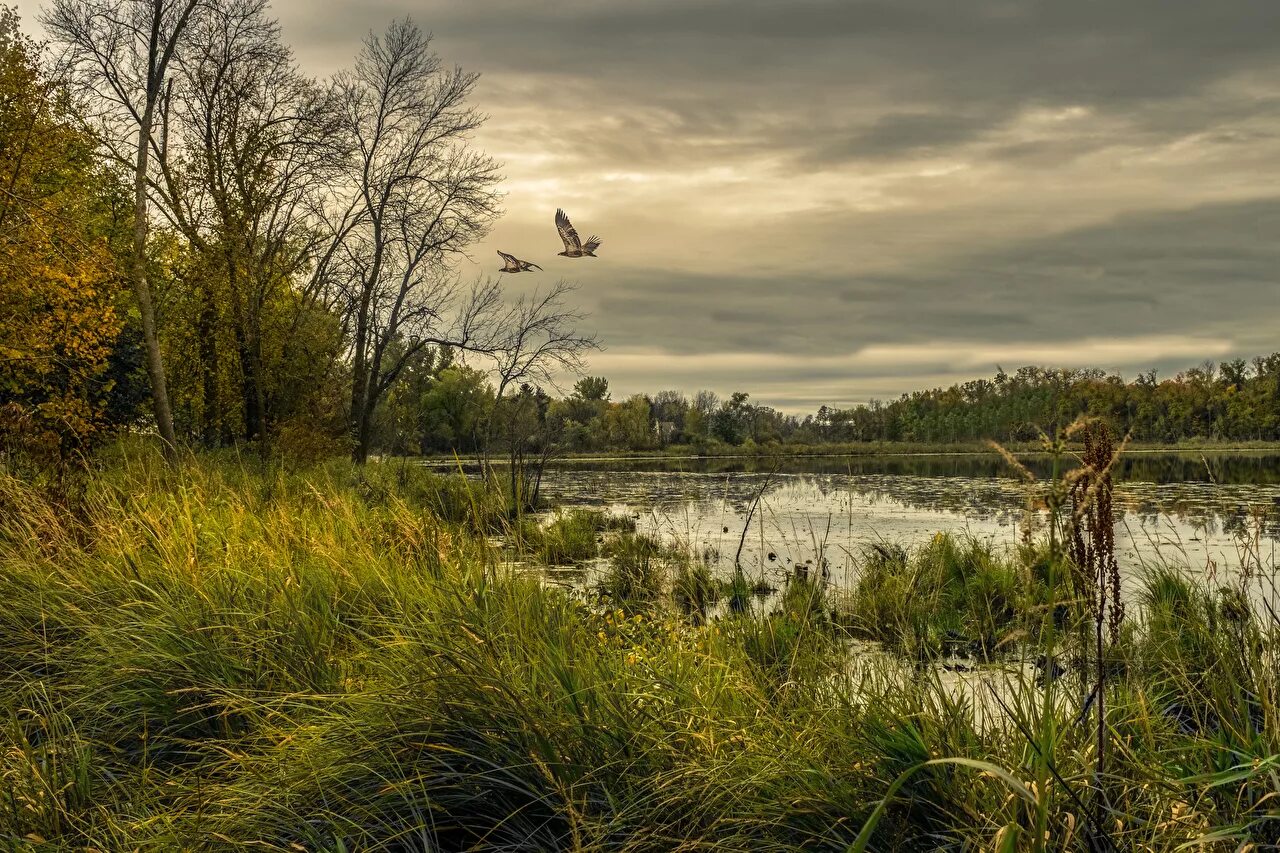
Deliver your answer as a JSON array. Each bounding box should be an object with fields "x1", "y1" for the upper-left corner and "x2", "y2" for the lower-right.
[
  {"x1": 555, "y1": 209, "x2": 601, "y2": 257},
  {"x1": 496, "y1": 250, "x2": 542, "y2": 273}
]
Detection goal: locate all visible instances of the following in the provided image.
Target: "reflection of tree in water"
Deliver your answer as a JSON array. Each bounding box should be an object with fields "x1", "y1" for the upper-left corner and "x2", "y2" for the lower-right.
[
  {"x1": 1112, "y1": 483, "x2": 1280, "y2": 540},
  {"x1": 550, "y1": 451, "x2": 1280, "y2": 486},
  {"x1": 537, "y1": 466, "x2": 1280, "y2": 544}
]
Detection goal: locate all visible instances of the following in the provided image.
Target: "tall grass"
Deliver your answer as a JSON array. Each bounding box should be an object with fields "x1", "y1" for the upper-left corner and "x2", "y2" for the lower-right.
[
  {"x1": 519, "y1": 508, "x2": 636, "y2": 566},
  {"x1": 0, "y1": 441, "x2": 1276, "y2": 849},
  {"x1": 837, "y1": 535, "x2": 1064, "y2": 660}
]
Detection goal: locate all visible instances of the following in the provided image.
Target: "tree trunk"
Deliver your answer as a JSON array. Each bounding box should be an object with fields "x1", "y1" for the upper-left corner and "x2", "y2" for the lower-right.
[
  {"x1": 198, "y1": 275, "x2": 219, "y2": 447},
  {"x1": 232, "y1": 321, "x2": 261, "y2": 443},
  {"x1": 132, "y1": 108, "x2": 178, "y2": 455},
  {"x1": 224, "y1": 248, "x2": 268, "y2": 445},
  {"x1": 247, "y1": 287, "x2": 268, "y2": 444},
  {"x1": 349, "y1": 310, "x2": 370, "y2": 463},
  {"x1": 352, "y1": 393, "x2": 375, "y2": 465}
]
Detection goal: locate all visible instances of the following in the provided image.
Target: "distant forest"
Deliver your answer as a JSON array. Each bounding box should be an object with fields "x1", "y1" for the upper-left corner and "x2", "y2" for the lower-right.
[{"x1": 372, "y1": 352, "x2": 1280, "y2": 456}]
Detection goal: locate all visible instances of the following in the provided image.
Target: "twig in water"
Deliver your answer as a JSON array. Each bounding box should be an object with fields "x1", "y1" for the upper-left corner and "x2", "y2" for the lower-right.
[{"x1": 734, "y1": 461, "x2": 780, "y2": 573}]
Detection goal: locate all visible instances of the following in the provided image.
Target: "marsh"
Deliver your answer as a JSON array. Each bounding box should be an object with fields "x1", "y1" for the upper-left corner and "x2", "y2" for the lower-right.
[{"x1": 478, "y1": 451, "x2": 1280, "y2": 595}]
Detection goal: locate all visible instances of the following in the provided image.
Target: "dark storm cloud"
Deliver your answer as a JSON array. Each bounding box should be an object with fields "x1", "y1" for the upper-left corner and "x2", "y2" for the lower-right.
[
  {"x1": 593, "y1": 197, "x2": 1280, "y2": 356},
  {"x1": 278, "y1": 0, "x2": 1280, "y2": 167}
]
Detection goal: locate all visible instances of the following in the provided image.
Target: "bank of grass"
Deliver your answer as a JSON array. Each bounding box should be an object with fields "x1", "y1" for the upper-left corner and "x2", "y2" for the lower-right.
[{"x1": 0, "y1": 442, "x2": 1277, "y2": 850}]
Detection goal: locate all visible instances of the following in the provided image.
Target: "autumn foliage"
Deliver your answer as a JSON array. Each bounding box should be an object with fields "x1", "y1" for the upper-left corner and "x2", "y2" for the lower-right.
[{"x1": 0, "y1": 8, "x2": 121, "y2": 465}]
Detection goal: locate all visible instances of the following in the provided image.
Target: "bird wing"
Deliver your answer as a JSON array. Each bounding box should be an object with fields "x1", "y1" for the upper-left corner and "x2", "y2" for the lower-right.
[
  {"x1": 582, "y1": 235, "x2": 601, "y2": 253},
  {"x1": 555, "y1": 208, "x2": 582, "y2": 252},
  {"x1": 497, "y1": 250, "x2": 518, "y2": 270},
  {"x1": 524, "y1": 260, "x2": 543, "y2": 271}
]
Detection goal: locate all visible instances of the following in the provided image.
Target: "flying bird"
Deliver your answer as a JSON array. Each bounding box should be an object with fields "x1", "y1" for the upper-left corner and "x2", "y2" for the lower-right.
[
  {"x1": 555, "y1": 209, "x2": 601, "y2": 257},
  {"x1": 497, "y1": 250, "x2": 542, "y2": 273}
]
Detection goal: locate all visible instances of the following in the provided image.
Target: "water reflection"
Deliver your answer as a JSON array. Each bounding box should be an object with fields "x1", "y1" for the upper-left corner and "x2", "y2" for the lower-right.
[
  {"x1": 528, "y1": 453, "x2": 1280, "y2": 585},
  {"x1": 546, "y1": 449, "x2": 1280, "y2": 485}
]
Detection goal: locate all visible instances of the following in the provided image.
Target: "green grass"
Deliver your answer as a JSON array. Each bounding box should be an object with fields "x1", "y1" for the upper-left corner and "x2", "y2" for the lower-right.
[
  {"x1": 517, "y1": 507, "x2": 638, "y2": 565},
  {"x1": 673, "y1": 560, "x2": 719, "y2": 621},
  {"x1": 598, "y1": 531, "x2": 671, "y2": 610},
  {"x1": 835, "y1": 535, "x2": 1065, "y2": 660},
  {"x1": 0, "y1": 441, "x2": 1277, "y2": 850}
]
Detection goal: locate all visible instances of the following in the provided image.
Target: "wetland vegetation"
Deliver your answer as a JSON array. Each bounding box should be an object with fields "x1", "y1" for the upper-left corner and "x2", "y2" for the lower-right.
[{"x1": 1, "y1": 439, "x2": 1277, "y2": 850}]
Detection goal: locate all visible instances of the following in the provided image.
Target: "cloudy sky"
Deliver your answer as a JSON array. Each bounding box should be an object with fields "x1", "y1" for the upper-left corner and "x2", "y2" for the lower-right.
[{"x1": 19, "y1": 0, "x2": 1280, "y2": 412}]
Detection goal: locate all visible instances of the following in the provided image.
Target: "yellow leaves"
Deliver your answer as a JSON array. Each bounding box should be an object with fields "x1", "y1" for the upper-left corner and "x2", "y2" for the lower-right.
[{"x1": 0, "y1": 23, "x2": 122, "y2": 464}]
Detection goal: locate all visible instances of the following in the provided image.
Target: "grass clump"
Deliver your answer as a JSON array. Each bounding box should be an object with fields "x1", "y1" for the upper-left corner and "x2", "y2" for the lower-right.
[
  {"x1": 520, "y1": 507, "x2": 638, "y2": 565},
  {"x1": 673, "y1": 560, "x2": 719, "y2": 621},
  {"x1": 528, "y1": 508, "x2": 604, "y2": 564},
  {"x1": 735, "y1": 575, "x2": 837, "y2": 690},
  {"x1": 839, "y1": 534, "x2": 1061, "y2": 659},
  {"x1": 599, "y1": 531, "x2": 670, "y2": 610}
]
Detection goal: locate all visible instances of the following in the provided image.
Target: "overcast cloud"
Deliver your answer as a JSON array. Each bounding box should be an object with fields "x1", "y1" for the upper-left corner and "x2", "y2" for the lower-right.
[{"x1": 16, "y1": 0, "x2": 1280, "y2": 411}]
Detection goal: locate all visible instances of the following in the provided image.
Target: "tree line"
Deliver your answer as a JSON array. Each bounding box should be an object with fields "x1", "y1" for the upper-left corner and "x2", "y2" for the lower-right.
[
  {"x1": 363, "y1": 356, "x2": 1280, "y2": 457},
  {"x1": 1, "y1": 1, "x2": 592, "y2": 470}
]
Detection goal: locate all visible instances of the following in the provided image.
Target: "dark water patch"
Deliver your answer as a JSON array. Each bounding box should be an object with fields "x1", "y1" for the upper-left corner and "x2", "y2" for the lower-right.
[{"x1": 539, "y1": 449, "x2": 1280, "y2": 485}]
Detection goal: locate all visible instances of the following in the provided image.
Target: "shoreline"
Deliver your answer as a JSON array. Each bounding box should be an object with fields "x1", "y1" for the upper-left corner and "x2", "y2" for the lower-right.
[{"x1": 406, "y1": 442, "x2": 1280, "y2": 467}]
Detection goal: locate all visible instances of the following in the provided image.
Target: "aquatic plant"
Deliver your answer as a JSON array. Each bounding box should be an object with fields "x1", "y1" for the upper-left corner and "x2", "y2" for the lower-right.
[
  {"x1": 734, "y1": 576, "x2": 836, "y2": 691},
  {"x1": 838, "y1": 535, "x2": 1050, "y2": 660},
  {"x1": 599, "y1": 531, "x2": 669, "y2": 610},
  {"x1": 527, "y1": 508, "x2": 605, "y2": 564},
  {"x1": 673, "y1": 559, "x2": 718, "y2": 622}
]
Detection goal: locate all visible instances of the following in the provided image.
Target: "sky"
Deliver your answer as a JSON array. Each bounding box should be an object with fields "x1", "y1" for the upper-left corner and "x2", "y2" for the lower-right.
[{"x1": 15, "y1": 0, "x2": 1280, "y2": 413}]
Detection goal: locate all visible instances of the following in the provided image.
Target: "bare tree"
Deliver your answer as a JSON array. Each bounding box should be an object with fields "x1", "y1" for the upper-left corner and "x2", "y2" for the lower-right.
[
  {"x1": 487, "y1": 282, "x2": 598, "y2": 403},
  {"x1": 154, "y1": 0, "x2": 345, "y2": 444},
  {"x1": 330, "y1": 16, "x2": 514, "y2": 461},
  {"x1": 44, "y1": 5, "x2": 597, "y2": 465},
  {"x1": 484, "y1": 281, "x2": 598, "y2": 510},
  {"x1": 43, "y1": 0, "x2": 210, "y2": 455},
  {"x1": 692, "y1": 390, "x2": 719, "y2": 416},
  {"x1": 329, "y1": 19, "x2": 505, "y2": 463}
]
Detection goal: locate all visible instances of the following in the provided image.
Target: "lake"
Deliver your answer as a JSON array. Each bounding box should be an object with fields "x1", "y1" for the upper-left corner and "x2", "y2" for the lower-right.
[{"x1": 523, "y1": 451, "x2": 1280, "y2": 599}]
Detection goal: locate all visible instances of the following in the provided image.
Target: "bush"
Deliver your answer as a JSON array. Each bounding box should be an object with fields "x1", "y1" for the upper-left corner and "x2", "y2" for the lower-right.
[{"x1": 274, "y1": 418, "x2": 352, "y2": 468}]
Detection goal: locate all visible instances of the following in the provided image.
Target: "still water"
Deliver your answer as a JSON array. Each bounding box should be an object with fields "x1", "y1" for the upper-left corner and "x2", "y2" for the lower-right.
[{"x1": 530, "y1": 451, "x2": 1280, "y2": 592}]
